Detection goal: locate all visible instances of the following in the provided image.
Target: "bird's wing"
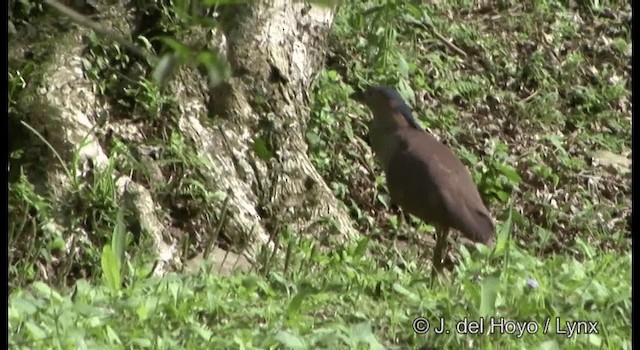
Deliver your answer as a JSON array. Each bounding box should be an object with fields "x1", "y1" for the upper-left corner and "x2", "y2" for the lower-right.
[{"x1": 392, "y1": 130, "x2": 495, "y2": 243}]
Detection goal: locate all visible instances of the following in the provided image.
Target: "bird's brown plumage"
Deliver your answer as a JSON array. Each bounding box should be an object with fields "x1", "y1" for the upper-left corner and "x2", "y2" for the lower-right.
[
  {"x1": 351, "y1": 86, "x2": 494, "y2": 246},
  {"x1": 384, "y1": 126, "x2": 494, "y2": 244}
]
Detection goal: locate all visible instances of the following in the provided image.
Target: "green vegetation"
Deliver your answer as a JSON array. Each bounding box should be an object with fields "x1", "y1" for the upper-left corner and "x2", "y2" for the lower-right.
[
  {"x1": 10, "y1": 0, "x2": 630, "y2": 349},
  {"x1": 10, "y1": 235, "x2": 631, "y2": 348}
]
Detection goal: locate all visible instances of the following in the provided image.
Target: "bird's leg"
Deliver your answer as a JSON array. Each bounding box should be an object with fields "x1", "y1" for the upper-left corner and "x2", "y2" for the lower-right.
[
  {"x1": 431, "y1": 227, "x2": 449, "y2": 279},
  {"x1": 394, "y1": 210, "x2": 403, "y2": 239}
]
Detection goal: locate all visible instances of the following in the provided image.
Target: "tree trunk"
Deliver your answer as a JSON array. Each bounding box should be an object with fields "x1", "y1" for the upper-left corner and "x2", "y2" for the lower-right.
[{"x1": 10, "y1": 0, "x2": 359, "y2": 279}]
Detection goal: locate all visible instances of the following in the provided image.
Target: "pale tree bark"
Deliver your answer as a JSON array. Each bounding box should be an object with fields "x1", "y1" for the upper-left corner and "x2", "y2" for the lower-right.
[{"x1": 11, "y1": 0, "x2": 359, "y2": 278}]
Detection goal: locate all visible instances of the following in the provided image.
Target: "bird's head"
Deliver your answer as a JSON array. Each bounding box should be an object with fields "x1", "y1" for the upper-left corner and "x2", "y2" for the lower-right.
[{"x1": 350, "y1": 86, "x2": 423, "y2": 130}]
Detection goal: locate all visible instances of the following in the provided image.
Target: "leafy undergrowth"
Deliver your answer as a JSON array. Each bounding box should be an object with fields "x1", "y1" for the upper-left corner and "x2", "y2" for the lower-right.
[
  {"x1": 10, "y1": 233, "x2": 631, "y2": 349},
  {"x1": 9, "y1": 0, "x2": 631, "y2": 349},
  {"x1": 310, "y1": 0, "x2": 631, "y2": 255}
]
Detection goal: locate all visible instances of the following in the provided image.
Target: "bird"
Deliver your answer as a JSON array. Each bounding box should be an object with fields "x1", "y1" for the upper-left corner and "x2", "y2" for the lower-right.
[{"x1": 350, "y1": 85, "x2": 495, "y2": 276}]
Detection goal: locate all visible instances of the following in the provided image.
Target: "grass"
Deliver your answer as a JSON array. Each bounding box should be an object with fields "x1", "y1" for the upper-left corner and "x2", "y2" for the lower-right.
[
  {"x1": 9, "y1": 233, "x2": 631, "y2": 349},
  {"x1": 9, "y1": 0, "x2": 631, "y2": 349}
]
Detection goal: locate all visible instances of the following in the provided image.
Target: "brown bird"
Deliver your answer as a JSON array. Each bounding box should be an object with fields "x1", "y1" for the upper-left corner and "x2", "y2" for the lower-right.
[{"x1": 350, "y1": 86, "x2": 494, "y2": 274}]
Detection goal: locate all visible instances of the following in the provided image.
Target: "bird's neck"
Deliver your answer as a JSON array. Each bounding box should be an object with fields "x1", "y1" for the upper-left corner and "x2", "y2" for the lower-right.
[
  {"x1": 371, "y1": 112, "x2": 407, "y2": 131},
  {"x1": 368, "y1": 121, "x2": 404, "y2": 172}
]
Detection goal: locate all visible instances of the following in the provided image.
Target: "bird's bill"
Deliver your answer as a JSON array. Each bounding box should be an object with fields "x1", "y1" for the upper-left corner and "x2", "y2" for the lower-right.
[{"x1": 349, "y1": 88, "x2": 366, "y2": 102}]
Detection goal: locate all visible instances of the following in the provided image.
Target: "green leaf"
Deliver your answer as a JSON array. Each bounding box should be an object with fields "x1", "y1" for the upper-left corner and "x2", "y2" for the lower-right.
[
  {"x1": 112, "y1": 207, "x2": 127, "y2": 272},
  {"x1": 252, "y1": 137, "x2": 274, "y2": 161},
  {"x1": 197, "y1": 51, "x2": 231, "y2": 88},
  {"x1": 101, "y1": 244, "x2": 121, "y2": 292},
  {"x1": 544, "y1": 134, "x2": 568, "y2": 156},
  {"x1": 350, "y1": 322, "x2": 384, "y2": 350},
  {"x1": 25, "y1": 321, "x2": 47, "y2": 340},
  {"x1": 287, "y1": 290, "x2": 312, "y2": 318},
  {"x1": 397, "y1": 55, "x2": 410, "y2": 78},
  {"x1": 130, "y1": 338, "x2": 153, "y2": 347},
  {"x1": 588, "y1": 333, "x2": 603, "y2": 347},
  {"x1": 32, "y1": 281, "x2": 63, "y2": 302},
  {"x1": 306, "y1": 131, "x2": 322, "y2": 147},
  {"x1": 493, "y1": 208, "x2": 513, "y2": 257},
  {"x1": 397, "y1": 79, "x2": 415, "y2": 105},
  {"x1": 493, "y1": 190, "x2": 509, "y2": 202},
  {"x1": 105, "y1": 325, "x2": 122, "y2": 344},
  {"x1": 275, "y1": 330, "x2": 307, "y2": 349},
  {"x1": 536, "y1": 340, "x2": 561, "y2": 350},
  {"x1": 9, "y1": 297, "x2": 38, "y2": 318},
  {"x1": 392, "y1": 283, "x2": 420, "y2": 303},
  {"x1": 193, "y1": 323, "x2": 213, "y2": 341},
  {"x1": 497, "y1": 164, "x2": 522, "y2": 184},
  {"x1": 352, "y1": 237, "x2": 370, "y2": 260},
  {"x1": 479, "y1": 276, "x2": 499, "y2": 317},
  {"x1": 326, "y1": 69, "x2": 339, "y2": 80},
  {"x1": 158, "y1": 37, "x2": 192, "y2": 60}
]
